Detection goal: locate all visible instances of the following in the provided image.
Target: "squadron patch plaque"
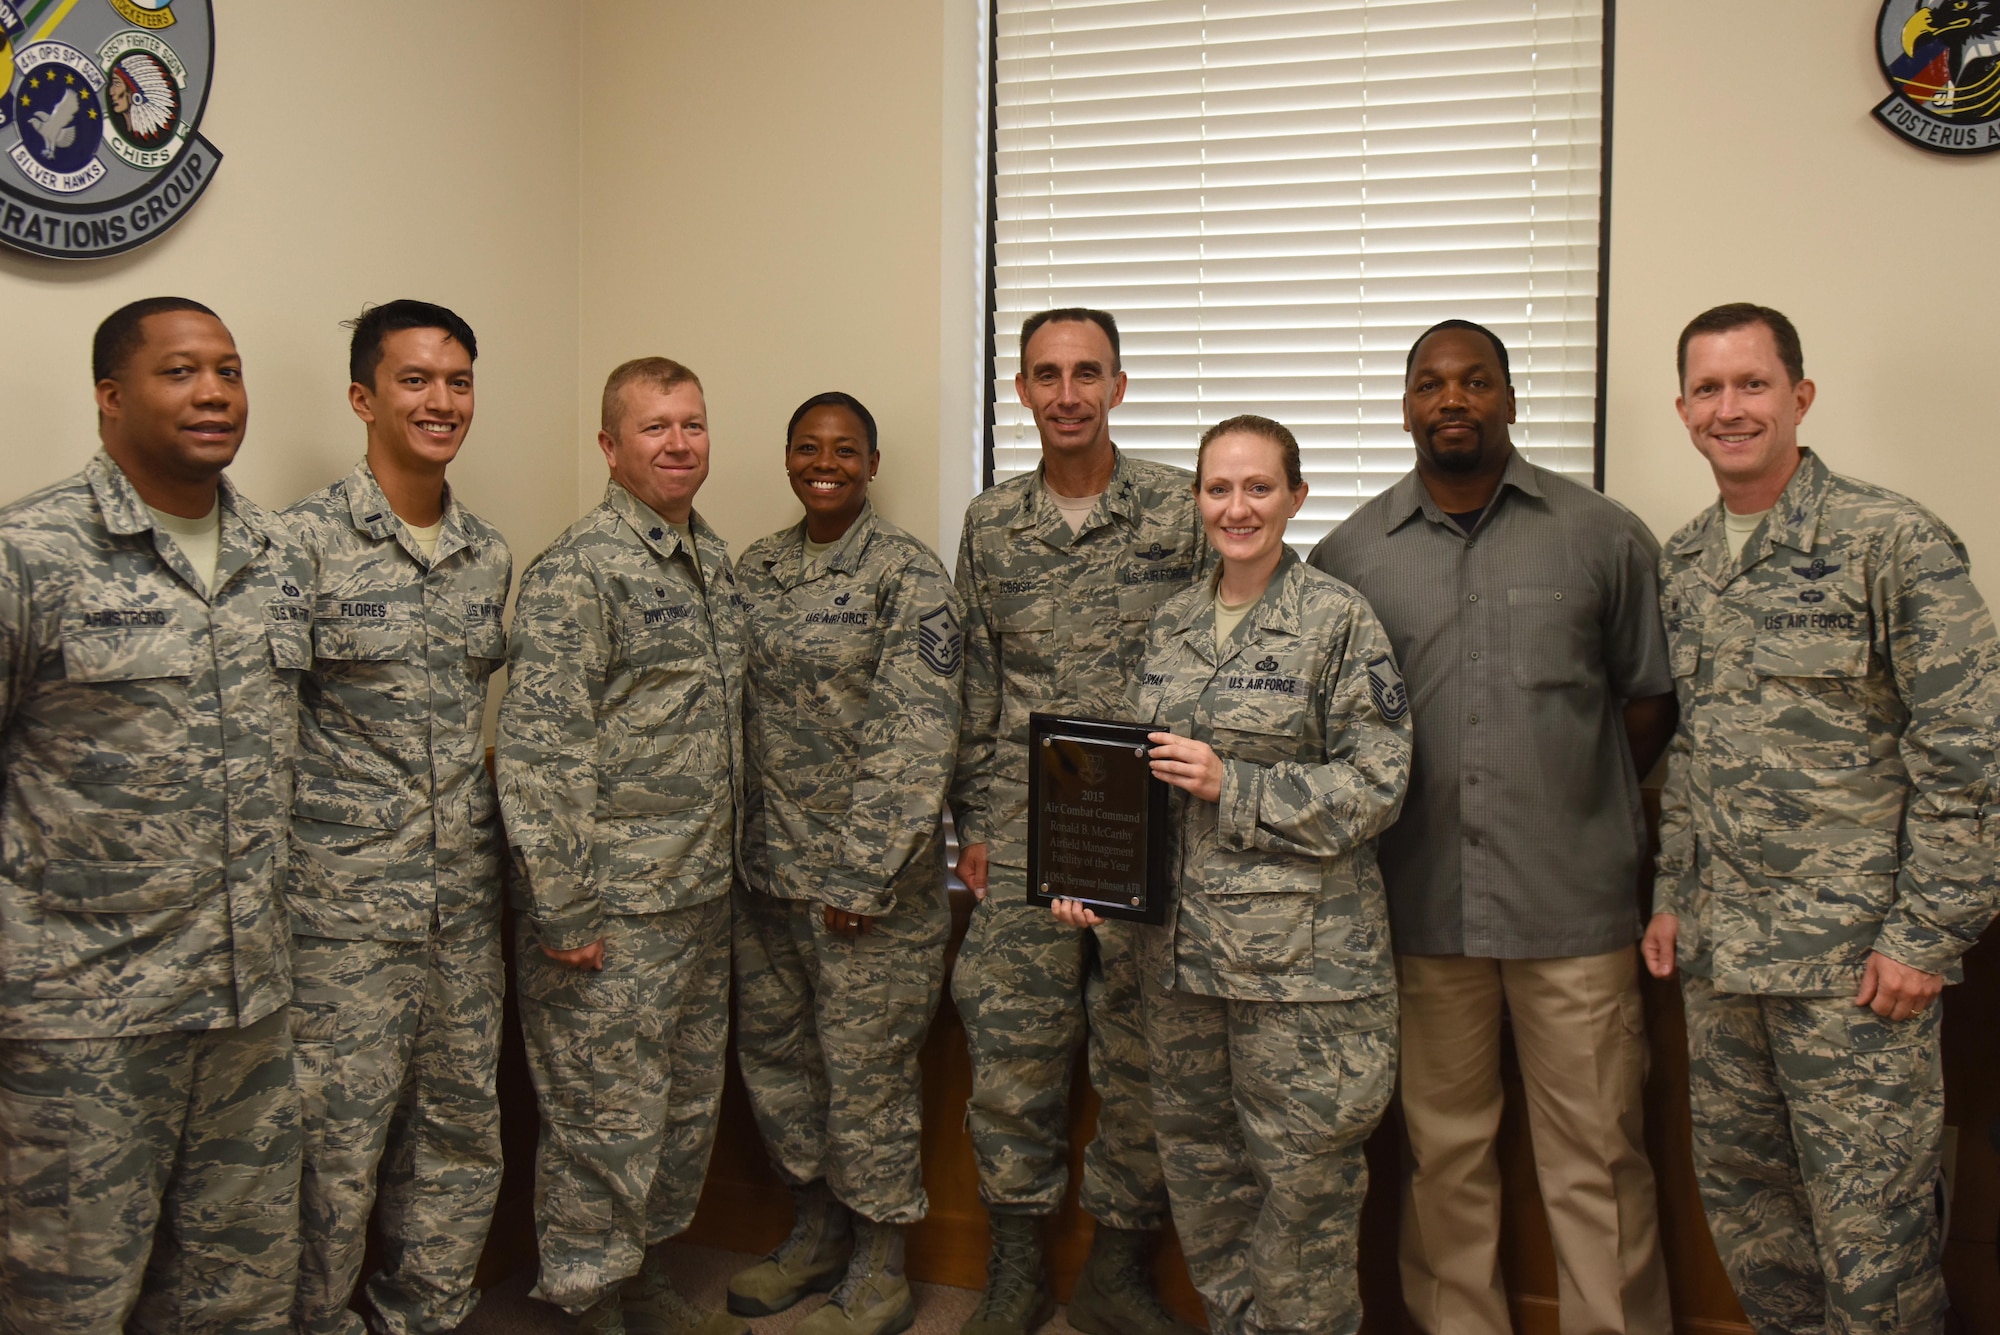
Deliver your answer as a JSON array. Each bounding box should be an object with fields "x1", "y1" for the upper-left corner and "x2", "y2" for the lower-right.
[
  {"x1": 1873, "y1": 0, "x2": 2000, "y2": 155},
  {"x1": 0, "y1": 0, "x2": 221, "y2": 259}
]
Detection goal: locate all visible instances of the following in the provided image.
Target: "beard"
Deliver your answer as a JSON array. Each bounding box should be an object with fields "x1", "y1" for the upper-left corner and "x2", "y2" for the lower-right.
[{"x1": 1424, "y1": 432, "x2": 1487, "y2": 473}]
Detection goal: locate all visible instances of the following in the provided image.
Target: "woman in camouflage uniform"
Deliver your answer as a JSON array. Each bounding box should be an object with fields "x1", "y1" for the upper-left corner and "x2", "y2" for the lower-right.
[
  {"x1": 1053, "y1": 416, "x2": 1412, "y2": 1335},
  {"x1": 728, "y1": 392, "x2": 964, "y2": 1335}
]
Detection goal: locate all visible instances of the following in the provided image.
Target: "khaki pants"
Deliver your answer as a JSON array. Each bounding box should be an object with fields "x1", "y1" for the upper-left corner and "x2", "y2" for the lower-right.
[{"x1": 1397, "y1": 948, "x2": 1671, "y2": 1335}]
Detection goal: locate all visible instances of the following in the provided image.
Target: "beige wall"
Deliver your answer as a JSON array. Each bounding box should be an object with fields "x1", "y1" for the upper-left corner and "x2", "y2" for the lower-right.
[
  {"x1": 1603, "y1": 4, "x2": 2000, "y2": 578},
  {"x1": 5, "y1": 3, "x2": 1990, "y2": 577},
  {"x1": 0, "y1": 0, "x2": 582, "y2": 565},
  {"x1": 576, "y1": 0, "x2": 949, "y2": 558}
]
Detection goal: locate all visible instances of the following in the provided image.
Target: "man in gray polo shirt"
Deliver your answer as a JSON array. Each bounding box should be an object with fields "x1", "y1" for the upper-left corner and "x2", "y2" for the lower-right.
[{"x1": 1310, "y1": 320, "x2": 1678, "y2": 1335}]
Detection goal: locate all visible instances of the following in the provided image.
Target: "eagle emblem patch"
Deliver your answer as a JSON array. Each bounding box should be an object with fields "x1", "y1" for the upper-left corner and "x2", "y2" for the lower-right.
[
  {"x1": 1366, "y1": 653, "x2": 1409, "y2": 723},
  {"x1": 1873, "y1": 0, "x2": 2000, "y2": 154},
  {"x1": 0, "y1": 0, "x2": 221, "y2": 258},
  {"x1": 918, "y1": 604, "x2": 962, "y2": 677}
]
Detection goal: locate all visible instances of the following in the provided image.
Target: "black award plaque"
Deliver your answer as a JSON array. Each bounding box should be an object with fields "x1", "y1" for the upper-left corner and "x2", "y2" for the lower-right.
[{"x1": 1026, "y1": 712, "x2": 1170, "y2": 926}]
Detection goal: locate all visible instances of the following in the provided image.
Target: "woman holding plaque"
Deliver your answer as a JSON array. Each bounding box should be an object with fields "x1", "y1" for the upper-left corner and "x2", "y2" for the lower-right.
[
  {"x1": 1052, "y1": 414, "x2": 1412, "y2": 1335},
  {"x1": 728, "y1": 391, "x2": 963, "y2": 1335}
]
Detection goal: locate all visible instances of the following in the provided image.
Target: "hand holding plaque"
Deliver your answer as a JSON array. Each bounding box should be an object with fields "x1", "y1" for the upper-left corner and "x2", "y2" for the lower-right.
[{"x1": 1026, "y1": 712, "x2": 1170, "y2": 926}]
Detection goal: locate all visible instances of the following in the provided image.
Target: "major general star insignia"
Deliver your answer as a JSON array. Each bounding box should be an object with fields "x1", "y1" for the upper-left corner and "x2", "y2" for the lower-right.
[
  {"x1": 1366, "y1": 653, "x2": 1409, "y2": 722},
  {"x1": 918, "y1": 603, "x2": 963, "y2": 677}
]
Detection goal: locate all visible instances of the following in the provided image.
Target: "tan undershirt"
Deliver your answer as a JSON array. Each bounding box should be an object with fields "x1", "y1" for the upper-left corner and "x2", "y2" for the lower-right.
[
  {"x1": 406, "y1": 518, "x2": 444, "y2": 562},
  {"x1": 1049, "y1": 489, "x2": 1102, "y2": 535},
  {"x1": 1214, "y1": 591, "x2": 1258, "y2": 646},
  {"x1": 804, "y1": 534, "x2": 836, "y2": 561},
  {"x1": 1724, "y1": 506, "x2": 1770, "y2": 561},
  {"x1": 149, "y1": 501, "x2": 221, "y2": 596}
]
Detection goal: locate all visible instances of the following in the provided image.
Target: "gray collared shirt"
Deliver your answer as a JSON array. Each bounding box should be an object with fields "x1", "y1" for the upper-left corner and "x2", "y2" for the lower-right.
[{"x1": 1309, "y1": 451, "x2": 1673, "y2": 958}]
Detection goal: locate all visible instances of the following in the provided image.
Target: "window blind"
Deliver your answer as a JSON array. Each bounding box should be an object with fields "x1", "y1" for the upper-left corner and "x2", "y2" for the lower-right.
[{"x1": 987, "y1": 0, "x2": 1606, "y2": 549}]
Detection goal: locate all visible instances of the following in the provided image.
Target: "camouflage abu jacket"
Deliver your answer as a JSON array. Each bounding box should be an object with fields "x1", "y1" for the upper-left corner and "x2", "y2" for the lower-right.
[
  {"x1": 1656, "y1": 449, "x2": 2000, "y2": 995},
  {"x1": 497, "y1": 481, "x2": 745, "y2": 951},
  {"x1": 0, "y1": 453, "x2": 311, "y2": 1039},
  {"x1": 737, "y1": 503, "x2": 963, "y2": 917},
  {"x1": 1134, "y1": 551, "x2": 1412, "y2": 1003},
  {"x1": 285, "y1": 460, "x2": 512, "y2": 941},
  {"x1": 951, "y1": 448, "x2": 1207, "y2": 874}
]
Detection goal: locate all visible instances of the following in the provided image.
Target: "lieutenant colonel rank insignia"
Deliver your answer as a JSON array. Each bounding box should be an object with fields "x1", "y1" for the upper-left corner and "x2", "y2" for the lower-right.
[
  {"x1": 1366, "y1": 653, "x2": 1409, "y2": 722},
  {"x1": 0, "y1": 0, "x2": 223, "y2": 258},
  {"x1": 918, "y1": 604, "x2": 963, "y2": 677}
]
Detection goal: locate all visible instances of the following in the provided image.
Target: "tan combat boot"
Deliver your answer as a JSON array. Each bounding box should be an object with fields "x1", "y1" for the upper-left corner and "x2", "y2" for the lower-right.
[
  {"x1": 1065, "y1": 1226, "x2": 1203, "y2": 1335},
  {"x1": 959, "y1": 1213, "x2": 1055, "y2": 1335},
  {"x1": 796, "y1": 1218, "x2": 916, "y2": 1335},
  {"x1": 622, "y1": 1243, "x2": 749, "y2": 1335},
  {"x1": 726, "y1": 1180, "x2": 855, "y2": 1317},
  {"x1": 576, "y1": 1292, "x2": 627, "y2": 1335}
]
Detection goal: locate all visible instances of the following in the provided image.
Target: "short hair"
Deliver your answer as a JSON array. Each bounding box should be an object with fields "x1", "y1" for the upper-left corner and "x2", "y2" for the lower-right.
[
  {"x1": 1405, "y1": 319, "x2": 1511, "y2": 387},
  {"x1": 345, "y1": 299, "x2": 479, "y2": 389},
  {"x1": 786, "y1": 391, "x2": 878, "y2": 453},
  {"x1": 1677, "y1": 303, "x2": 1804, "y2": 386},
  {"x1": 93, "y1": 296, "x2": 220, "y2": 383},
  {"x1": 600, "y1": 357, "x2": 703, "y2": 434},
  {"x1": 1195, "y1": 414, "x2": 1304, "y2": 491},
  {"x1": 1020, "y1": 308, "x2": 1121, "y2": 373}
]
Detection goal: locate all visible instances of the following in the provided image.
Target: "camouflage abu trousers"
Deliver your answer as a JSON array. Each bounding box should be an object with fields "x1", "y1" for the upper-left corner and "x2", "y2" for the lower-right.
[
  {"x1": 1144, "y1": 977, "x2": 1396, "y2": 1335},
  {"x1": 949, "y1": 880, "x2": 1168, "y2": 1227},
  {"x1": 1681, "y1": 975, "x2": 1948, "y2": 1335},
  {"x1": 516, "y1": 897, "x2": 730, "y2": 1313},
  {"x1": 289, "y1": 924, "x2": 505, "y2": 1335},
  {"x1": 732, "y1": 872, "x2": 948, "y2": 1224},
  {"x1": 0, "y1": 1007, "x2": 300, "y2": 1335}
]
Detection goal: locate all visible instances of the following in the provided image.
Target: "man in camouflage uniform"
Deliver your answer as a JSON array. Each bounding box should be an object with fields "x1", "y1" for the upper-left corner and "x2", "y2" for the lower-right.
[
  {"x1": 0, "y1": 298, "x2": 310, "y2": 1333},
  {"x1": 285, "y1": 300, "x2": 512, "y2": 1335},
  {"x1": 951, "y1": 308, "x2": 1203, "y2": 1335},
  {"x1": 498, "y1": 356, "x2": 745, "y2": 1335},
  {"x1": 1642, "y1": 303, "x2": 2000, "y2": 1334},
  {"x1": 728, "y1": 391, "x2": 963, "y2": 1335}
]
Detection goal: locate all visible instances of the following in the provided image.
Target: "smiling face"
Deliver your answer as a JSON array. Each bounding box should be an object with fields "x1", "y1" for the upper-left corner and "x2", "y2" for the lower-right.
[
  {"x1": 96, "y1": 309, "x2": 246, "y2": 493},
  {"x1": 1197, "y1": 430, "x2": 1306, "y2": 576},
  {"x1": 787, "y1": 403, "x2": 877, "y2": 542},
  {"x1": 352, "y1": 325, "x2": 474, "y2": 475},
  {"x1": 599, "y1": 378, "x2": 710, "y2": 523},
  {"x1": 1404, "y1": 326, "x2": 1516, "y2": 476},
  {"x1": 1676, "y1": 321, "x2": 1814, "y2": 500},
  {"x1": 1015, "y1": 318, "x2": 1126, "y2": 465}
]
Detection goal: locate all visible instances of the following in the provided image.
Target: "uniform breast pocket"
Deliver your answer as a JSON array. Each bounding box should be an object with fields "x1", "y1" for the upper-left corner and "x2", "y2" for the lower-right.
[
  {"x1": 313, "y1": 617, "x2": 418, "y2": 664},
  {"x1": 58, "y1": 625, "x2": 198, "y2": 768},
  {"x1": 1750, "y1": 634, "x2": 1872, "y2": 767},
  {"x1": 1209, "y1": 715, "x2": 1307, "y2": 769},
  {"x1": 1507, "y1": 585, "x2": 1600, "y2": 689},
  {"x1": 992, "y1": 599, "x2": 1054, "y2": 645},
  {"x1": 61, "y1": 625, "x2": 197, "y2": 684},
  {"x1": 465, "y1": 600, "x2": 507, "y2": 664}
]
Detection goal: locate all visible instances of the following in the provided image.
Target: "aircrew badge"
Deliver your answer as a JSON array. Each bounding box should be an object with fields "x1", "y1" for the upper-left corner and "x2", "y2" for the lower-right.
[
  {"x1": 1366, "y1": 653, "x2": 1409, "y2": 723},
  {"x1": 918, "y1": 604, "x2": 963, "y2": 677},
  {"x1": 0, "y1": 0, "x2": 220, "y2": 258},
  {"x1": 1873, "y1": 0, "x2": 2000, "y2": 154}
]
